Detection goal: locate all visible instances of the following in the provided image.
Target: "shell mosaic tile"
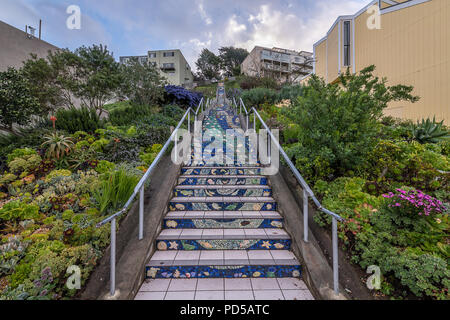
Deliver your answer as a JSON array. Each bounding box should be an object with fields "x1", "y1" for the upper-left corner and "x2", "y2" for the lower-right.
[
  {"x1": 156, "y1": 239, "x2": 291, "y2": 251},
  {"x1": 174, "y1": 188, "x2": 272, "y2": 198},
  {"x1": 169, "y1": 202, "x2": 277, "y2": 212},
  {"x1": 178, "y1": 177, "x2": 268, "y2": 186},
  {"x1": 163, "y1": 219, "x2": 283, "y2": 229},
  {"x1": 181, "y1": 168, "x2": 262, "y2": 175},
  {"x1": 145, "y1": 265, "x2": 301, "y2": 280}
]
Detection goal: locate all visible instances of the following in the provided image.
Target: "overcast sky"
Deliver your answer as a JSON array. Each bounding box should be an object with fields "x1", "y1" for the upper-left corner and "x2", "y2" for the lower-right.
[{"x1": 0, "y1": 0, "x2": 369, "y2": 70}]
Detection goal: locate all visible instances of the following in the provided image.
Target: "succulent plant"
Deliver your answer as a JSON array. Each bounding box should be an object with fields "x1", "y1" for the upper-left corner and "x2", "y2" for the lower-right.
[
  {"x1": 41, "y1": 132, "x2": 74, "y2": 160},
  {"x1": 411, "y1": 117, "x2": 450, "y2": 144}
]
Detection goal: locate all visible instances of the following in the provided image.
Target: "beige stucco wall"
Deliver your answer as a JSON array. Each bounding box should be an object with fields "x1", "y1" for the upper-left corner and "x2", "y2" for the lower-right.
[
  {"x1": 314, "y1": 0, "x2": 449, "y2": 123},
  {"x1": 0, "y1": 20, "x2": 59, "y2": 72},
  {"x1": 148, "y1": 50, "x2": 194, "y2": 87}
]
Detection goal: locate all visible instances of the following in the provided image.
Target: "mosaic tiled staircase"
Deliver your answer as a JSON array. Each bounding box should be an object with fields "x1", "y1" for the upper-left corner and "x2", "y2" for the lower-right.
[{"x1": 145, "y1": 87, "x2": 301, "y2": 282}]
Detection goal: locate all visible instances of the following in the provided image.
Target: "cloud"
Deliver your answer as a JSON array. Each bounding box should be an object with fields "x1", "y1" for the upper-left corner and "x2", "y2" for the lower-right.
[{"x1": 0, "y1": 0, "x2": 369, "y2": 71}]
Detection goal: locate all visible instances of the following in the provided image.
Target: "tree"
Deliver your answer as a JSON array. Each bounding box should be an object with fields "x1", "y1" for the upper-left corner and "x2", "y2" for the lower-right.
[
  {"x1": 120, "y1": 57, "x2": 167, "y2": 106},
  {"x1": 218, "y1": 46, "x2": 249, "y2": 77},
  {"x1": 0, "y1": 68, "x2": 41, "y2": 135},
  {"x1": 195, "y1": 48, "x2": 221, "y2": 80},
  {"x1": 282, "y1": 65, "x2": 420, "y2": 181},
  {"x1": 72, "y1": 45, "x2": 124, "y2": 116}
]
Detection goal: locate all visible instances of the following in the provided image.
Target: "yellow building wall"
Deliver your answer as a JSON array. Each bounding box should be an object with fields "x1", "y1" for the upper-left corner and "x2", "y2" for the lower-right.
[
  {"x1": 314, "y1": 0, "x2": 449, "y2": 123},
  {"x1": 327, "y1": 24, "x2": 340, "y2": 82},
  {"x1": 354, "y1": 0, "x2": 449, "y2": 122},
  {"x1": 314, "y1": 40, "x2": 327, "y2": 80}
]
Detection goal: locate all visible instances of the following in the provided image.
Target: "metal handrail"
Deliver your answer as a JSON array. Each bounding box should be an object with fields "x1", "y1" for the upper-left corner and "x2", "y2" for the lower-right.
[
  {"x1": 236, "y1": 98, "x2": 250, "y2": 130},
  {"x1": 97, "y1": 101, "x2": 204, "y2": 297},
  {"x1": 251, "y1": 107, "x2": 344, "y2": 295}
]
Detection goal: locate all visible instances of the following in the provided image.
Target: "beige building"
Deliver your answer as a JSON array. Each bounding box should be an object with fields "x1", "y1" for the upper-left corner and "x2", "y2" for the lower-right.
[
  {"x1": 241, "y1": 46, "x2": 313, "y2": 83},
  {"x1": 120, "y1": 49, "x2": 194, "y2": 87},
  {"x1": 0, "y1": 20, "x2": 59, "y2": 72},
  {"x1": 313, "y1": 0, "x2": 449, "y2": 123}
]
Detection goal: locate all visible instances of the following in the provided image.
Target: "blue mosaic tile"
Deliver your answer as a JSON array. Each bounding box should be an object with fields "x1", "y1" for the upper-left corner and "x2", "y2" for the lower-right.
[
  {"x1": 146, "y1": 265, "x2": 301, "y2": 279},
  {"x1": 156, "y1": 239, "x2": 291, "y2": 251},
  {"x1": 163, "y1": 219, "x2": 283, "y2": 229}
]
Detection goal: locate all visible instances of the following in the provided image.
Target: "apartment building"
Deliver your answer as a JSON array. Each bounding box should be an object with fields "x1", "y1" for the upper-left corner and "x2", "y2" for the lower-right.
[
  {"x1": 241, "y1": 46, "x2": 313, "y2": 83},
  {"x1": 120, "y1": 49, "x2": 194, "y2": 87},
  {"x1": 313, "y1": 0, "x2": 449, "y2": 123}
]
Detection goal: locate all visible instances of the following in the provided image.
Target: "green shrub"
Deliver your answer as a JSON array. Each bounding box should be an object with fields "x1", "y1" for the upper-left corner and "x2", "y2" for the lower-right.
[
  {"x1": 93, "y1": 168, "x2": 140, "y2": 214},
  {"x1": 241, "y1": 88, "x2": 279, "y2": 108},
  {"x1": 108, "y1": 104, "x2": 153, "y2": 126},
  {"x1": 281, "y1": 66, "x2": 419, "y2": 183},
  {"x1": 55, "y1": 106, "x2": 103, "y2": 134}
]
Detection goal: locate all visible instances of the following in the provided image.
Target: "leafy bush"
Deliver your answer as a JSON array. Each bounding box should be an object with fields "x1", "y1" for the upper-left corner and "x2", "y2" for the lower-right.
[
  {"x1": 55, "y1": 106, "x2": 103, "y2": 134},
  {"x1": 241, "y1": 88, "x2": 279, "y2": 108},
  {"x1": 282, "y1": 66, "x2": 419, "y2": 182},
  {"x1": 278, "y1": 84, "x2": 304, "y2": 102},
  {"x1": 164, "y1": 85, "x2": 203, "y2": 109},
  {"x1": 108, "y1": 104, "x2": 153, "y2": 126},
  {"x1": 162, "y1": 105, "x2": 185, "y2": 121},
  {"x1": 239, "y1": 76, "x2": 279, "y2": 90}
]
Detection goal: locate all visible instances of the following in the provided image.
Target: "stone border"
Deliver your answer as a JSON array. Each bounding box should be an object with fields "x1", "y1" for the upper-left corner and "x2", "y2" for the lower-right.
[{"x1": 79, "y1": 154, "x2": 181, "y2": 300}]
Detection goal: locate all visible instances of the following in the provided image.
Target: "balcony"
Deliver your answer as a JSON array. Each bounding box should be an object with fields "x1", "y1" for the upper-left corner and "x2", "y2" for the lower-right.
[
  {"x1": 262, "y1": 63, "x2": 290, "y2": 73},
  {"x1": 161, "y1": 64, "x2": 176, "y2": 71}
]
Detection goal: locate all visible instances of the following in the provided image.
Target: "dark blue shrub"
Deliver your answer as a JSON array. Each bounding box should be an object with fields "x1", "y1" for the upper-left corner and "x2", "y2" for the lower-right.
[{"x1": 164, "y1": 85, "x2": 203, "y2": 109}]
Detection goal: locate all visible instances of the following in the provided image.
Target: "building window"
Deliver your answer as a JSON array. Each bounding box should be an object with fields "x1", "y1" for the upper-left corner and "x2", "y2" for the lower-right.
[
  {"x1": 343, "y1": 21, "x2": 351, "y2": 67},
  {"x1": 162, "y1": 63, "x2": 175, "y2": 69},
  {"x1": 163, "y1": 52, "x2": 175, "y2": 57},
  {"x1": 149, "y1": 52, "x2": 157, "y2": 58}
]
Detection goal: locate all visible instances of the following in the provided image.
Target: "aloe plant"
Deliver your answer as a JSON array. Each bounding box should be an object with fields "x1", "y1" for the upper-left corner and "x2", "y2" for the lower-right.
[
  {"x1": 411, "y1": 117, "x2": 449, "y2": 144},
  {"x1": 41, "y1": 132, "x2": 74, "y2": 160}
]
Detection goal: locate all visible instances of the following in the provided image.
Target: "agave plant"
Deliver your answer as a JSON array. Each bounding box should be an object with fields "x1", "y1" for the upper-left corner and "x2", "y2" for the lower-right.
[
  {"x1": 411, "y1": 117, "x2": 450, "y2": 144},
  {"x1": 41, "y1": 132, "x2": 74, "y2": 160}
]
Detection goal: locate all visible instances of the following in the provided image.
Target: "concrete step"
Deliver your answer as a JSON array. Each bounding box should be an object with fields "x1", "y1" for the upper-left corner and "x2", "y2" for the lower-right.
[{"x1": 157, "y1": 228, "x2": 290, "y2": 241}]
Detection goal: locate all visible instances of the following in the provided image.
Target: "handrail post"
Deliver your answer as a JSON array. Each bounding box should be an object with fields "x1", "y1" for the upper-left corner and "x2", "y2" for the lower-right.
[
  {"x1": 267, "y1": 130, "x2": 271, "y2": 164},
  {"x1": 303, "y1": 189, "x2": 309, "y2": 243},
  {"x1": 332, "y1": 217, "x2": 339, "y2": 294},
  {"x1": 110, "y1": 218, "x2": 116, "y2": 296},
  {"x1": 188, "y1": 111, "x2": 191, "y2": 133},
  {"x1": 254, "y1": 112, "x2": 256, "y2": 130},
  {"x1": 174, "y1": 129, "x2": 178, "y2": 163},
  {"x1": 246, "y1": 115, "x2": 249, "y2": 131},
  {"x1": 139, "y1": 186, "x2": 144, "y2": 240}
]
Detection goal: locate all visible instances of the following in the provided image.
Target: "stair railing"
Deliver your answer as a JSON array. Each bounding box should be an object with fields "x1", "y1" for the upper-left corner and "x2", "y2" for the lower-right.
[
  {"x1": 236, "y1": 98, "x2": 250, "y2": 130},
  {"x1": 96, "y1": 101, "x2": 202, "y2": 297},
  {"x1": 251, "y1": 107, "x2": 345, "y2": 296}
]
